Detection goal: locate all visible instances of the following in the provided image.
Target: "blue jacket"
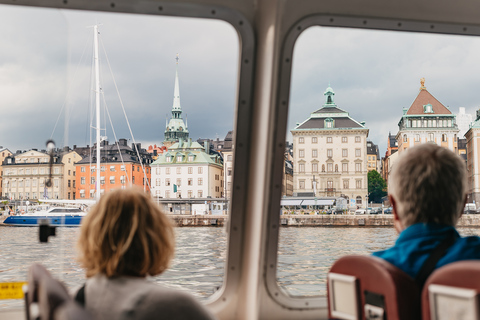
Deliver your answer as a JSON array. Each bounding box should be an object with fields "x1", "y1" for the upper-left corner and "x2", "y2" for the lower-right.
[{"x1": 373, "y1": 223, "x2": 480, "y2": 279}]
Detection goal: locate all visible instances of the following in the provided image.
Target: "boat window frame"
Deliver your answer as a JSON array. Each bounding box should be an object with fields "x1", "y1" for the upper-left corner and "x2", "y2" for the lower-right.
[
  {"x1": 265, "y1": 13, "x2": 480, "y2": 310},
  {"x1": 0, "y1": 0, "x2": 256, "y2": 310}
]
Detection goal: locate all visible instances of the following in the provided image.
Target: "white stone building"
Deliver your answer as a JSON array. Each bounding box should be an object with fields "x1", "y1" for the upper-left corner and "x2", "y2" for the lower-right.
[
  {"x1": 151, "y1": 139, "x2": 223, "y2": 199},
  {"x1": 457, "y1": 107, "x2": 473, "y2": 138},
  {"x1": 291, "y1": 86, "x2": 369, "y2": 208},
  {"x1": 396, "y1": 79, "x2": 459, "y2": 154}
]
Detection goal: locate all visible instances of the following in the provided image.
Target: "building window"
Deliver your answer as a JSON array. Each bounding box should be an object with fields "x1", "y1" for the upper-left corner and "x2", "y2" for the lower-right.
[
  {"x1": 188, "y1": 178, "x2": 193, "y2": 186},
  {"x1": 81, "y1": 166, "x2": 86, "y2": 172},
  {"x1": 355, "y1": 163, "x2": 362, "y2": 172},
  {"x1": 198, "y1": 190, "x2": 203, "y2": 198},
  {"x1": 166, "y1": 168, "x2": 170, "y2": 174},
  {"x1": 342, "y1": 149, "x2": 348, "y2": 157},
  {"x1": 403, "y1": 134, "x2": 407, "y2": 142},
  {"x1": 166, "y1": 157, "x2": 172, "y2": 163},
  {"x1": 176, "y1": 179, "x2": 181, "y2": 187},
  {"x1": 327, "y1": 137, "x2": 332, "y2": 143},
  {"x1": 299, "y1": 163, "x2": 305, "y2": 173},
  {"x1": 227, "y1": 155, "x2": 233, "y2": 161},
  {"x1": 355, "y1": 149, "x2": 361, "y2": 157},
  {"x1": 68, "y1": 180, "x2": 71, "y2": 188},
  {"x1": 327, "y1": 163, "x2": 333, "y2": 172},
  {"x1": 177, "y1": 155, "x2": 183, "y2": 162},
  {"x1": 80, "y1": 190, "x2": 85, "y2": 198},
  {"x1": 327, "y1": 180, "x2": 333, "y2": 188},
  {"x1": 343, "y1": 180, "x2": 349, "y2": 189},
  {"x1": 355, "y1": 136, "x2": 361, "y2": 143},
  {"x1": 81, "y1": 177, "x2": 85, "y2": 185},
  {"x1": 312, "y1": 137, "x2": 318, "y2": 143},
  {"x1": 342, "y1": 163, "x2": 348, "y2": 172},
  {"x1": 299, "y1": 180, "x2": 305, "y2": 189},
  {"x1": 198, "y1": 178, "x2": 203, "y2": 186},
  {"x1": 299, "y1": 137, "x2": 304, "y2": 144},
  {"x1": 228, "y1": 169, "x2": 232, "y2": 176},
  {"x1": 299, "y1": 149, "x2": 305, "y2": 158},
  {"x1": 415, "y1": 134, "x2": 420, "y2": 142},
  {"x1": 442, "y1": 134, "x2": 447, "y2": 142},
  {"x1": 188, "y1": 156, "x2": 194, "y2": 162},
  {"x1": 312, "y1": 149, "x2": 318, "y2": 158},
  {"x1": 188, "y1": 167, "x2": 193, "y2": 174},
  {"x1": 91, "y1": 177, "x2": 95, "y2": 184},
  {"x1": 90, "y1": 189, "x2": 95, "y2": 198},
  {"x1": 356, "y1": 196, "x2": 362, "y2": 204},
  {"x1": 101, "y1": 166, "x2": 106, "y2": 172},
  {"x1": 165, "y1": 190, "x2": 170, "y2": 198},
  {"x1": 188, "y1": 190, "x2": 193, "y2": 198},
  {"x1": 165, "y1": 178, "x2": 170, "y2": 186},
  {"x1": 176, "y1": 167, "x2": 182, "y2": 174},
  {"x1": 342, "y1": 137, "x2": 347, "y2": 143},
  {"x1": 327, "y1": 149, "x2": 333, "y2": 158},
  {"x1": 356, "y1": 180, "x2": 362, "y2": 189},
  {"x1": 121, "y1": 176, "x2": 126, "y2": 184},
  {"x1": 198, "y1": 167, "x2": 203, "y2": 174},
  {"x1": 312, "y1": 163, "x2": 318, "y2": 173},
  {"x1": 110, "y1": 176, "x2": 115, "y2": 184},
  {"x1": 110, "y1": 166, "x2": 115, "y2": 172},
  {"x1": 429, "y1": 133, "x2": 434, "y2": 141}
]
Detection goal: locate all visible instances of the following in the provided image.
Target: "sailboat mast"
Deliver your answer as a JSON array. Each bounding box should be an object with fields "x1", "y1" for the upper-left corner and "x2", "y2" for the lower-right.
[{"x1": 94, "y1": 25, "x2": 101, "y2": 200}]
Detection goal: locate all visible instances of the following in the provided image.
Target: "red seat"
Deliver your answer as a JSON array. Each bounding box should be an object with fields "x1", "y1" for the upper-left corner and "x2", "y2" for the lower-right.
[
  {"x1": 327, "y1": 255, "x2": 421, "y2": 320},
  {"x1": 422, "y1": 260, "x2": 480, "y2": 320}
]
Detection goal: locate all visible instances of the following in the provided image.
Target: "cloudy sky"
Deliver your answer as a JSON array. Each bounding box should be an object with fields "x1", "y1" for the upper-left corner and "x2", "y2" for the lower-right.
[{"x1": 1, "y1": 4, "x2": 480, "y2": 157}]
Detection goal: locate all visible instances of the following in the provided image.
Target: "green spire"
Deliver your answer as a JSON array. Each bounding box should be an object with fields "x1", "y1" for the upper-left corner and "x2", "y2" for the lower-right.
[{"x1": 323, "y1": 85, "x2": 336, "y2": 107}]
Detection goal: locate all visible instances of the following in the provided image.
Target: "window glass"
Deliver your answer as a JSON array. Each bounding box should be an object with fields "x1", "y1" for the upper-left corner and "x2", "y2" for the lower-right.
[
  {"x1": 279, "y1": 24, "x2": 480, "y2": 297},
  {"x1": 0, "y1": 5, "x2": 238, "y2": 308}
]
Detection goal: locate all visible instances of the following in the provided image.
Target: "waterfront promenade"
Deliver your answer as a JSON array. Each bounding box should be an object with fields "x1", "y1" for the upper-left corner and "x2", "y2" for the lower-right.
[{"x1": 3, "y1": 214, "x2": 480, "y2": 227}]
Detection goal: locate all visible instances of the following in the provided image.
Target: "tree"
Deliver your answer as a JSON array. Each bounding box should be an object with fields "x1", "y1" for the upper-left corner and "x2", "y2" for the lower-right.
[{"x1": 368, "y1": 170, "x2": 387, "y2": 203}]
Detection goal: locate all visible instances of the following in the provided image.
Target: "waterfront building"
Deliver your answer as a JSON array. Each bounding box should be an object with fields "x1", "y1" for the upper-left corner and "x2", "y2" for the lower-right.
[
  {"x1": 290, "y1": 85, "x2": 369, "y2": 208},
  {"x1": 147, "y1": 144, "x2": 167, "y2": 160},
  {"x1": 396, "y1": 78, "x2": 459, "y2": 154},
  {"x1": 75, "y1": 139, "x2": 152, "y2": 199},
  {"x1": 164, "y1": 55, "x2": 189, "y2": 148},
  {"x1": 0, "y1": 147, "x2": 13, "y2": 197},
  {"x1": 2, "y1": 148, "x2": 80, "y2": 200},
  {"x1": 457, "y1": 107, "x2": 473, "y2": 138},
  {"x1": 381, "y1": 133, "x2": 398, "y2": 183},
  {"x1": 465, "y1": 110, "x2": 480, "y2": 204},
  {"x1": 366, "y1": 141, "x2": 380, "y2": 172},
  {"x1": 151, "y1": 138, "x2": 223, "y2": 199}
]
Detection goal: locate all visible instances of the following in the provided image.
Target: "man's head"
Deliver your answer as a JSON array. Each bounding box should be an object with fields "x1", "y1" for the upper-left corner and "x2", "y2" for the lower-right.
[{"x1": 389, "y1": 143, "x2": 467, "y2": 229}]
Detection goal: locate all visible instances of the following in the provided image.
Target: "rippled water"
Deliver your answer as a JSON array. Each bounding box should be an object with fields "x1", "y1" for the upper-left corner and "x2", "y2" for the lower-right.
[{"x1": 0, "y1": 225, "x2": 479, "y2": 308}]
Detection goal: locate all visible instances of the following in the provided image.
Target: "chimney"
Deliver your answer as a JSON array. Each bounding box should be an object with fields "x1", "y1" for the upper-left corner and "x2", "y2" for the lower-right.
[
  {"x1": 204, "y1": 141, "x2": 210, "y2": 154},
  {"x1": 153, "y1": 150, "x2": 158, "y2": 156}
]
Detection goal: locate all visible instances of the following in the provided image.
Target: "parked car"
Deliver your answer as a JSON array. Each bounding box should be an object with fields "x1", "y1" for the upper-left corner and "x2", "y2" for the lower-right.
[
  {"x1": 384, "y1": 207, "x2": 393, "y2": 214},
  {"x1": 464, "y1": 203, "x2": 476, "y2": 214},
  {"x1": 355, "y1": 209, "x2": 366, "y2": 215},
  {"x1": 370, "y1": 207, "x2": 382, "y2": 214}
]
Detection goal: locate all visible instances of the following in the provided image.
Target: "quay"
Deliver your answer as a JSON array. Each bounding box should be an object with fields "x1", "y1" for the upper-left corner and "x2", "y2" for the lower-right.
[{"x1": 3, "y1": 214, "x2": 480, "y2": 227}]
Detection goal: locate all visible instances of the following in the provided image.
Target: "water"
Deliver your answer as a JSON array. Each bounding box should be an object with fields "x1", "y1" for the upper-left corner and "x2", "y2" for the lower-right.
[{"x1": 1, "y1": 226, "x2": 479, "y2": 308}]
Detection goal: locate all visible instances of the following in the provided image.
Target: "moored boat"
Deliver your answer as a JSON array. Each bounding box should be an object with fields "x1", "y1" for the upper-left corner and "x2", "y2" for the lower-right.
[{"x1": 3, "y1": 207, "x2": 86, "y2": 226}]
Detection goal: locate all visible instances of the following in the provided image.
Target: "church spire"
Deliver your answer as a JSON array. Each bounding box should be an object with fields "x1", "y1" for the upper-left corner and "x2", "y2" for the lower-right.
[
  {"x1": 172, "y1": 53, "x2": 181, "y2": 111},
  {"x1": 164, "y1": 54, "x2": 189, "y2": 147}
]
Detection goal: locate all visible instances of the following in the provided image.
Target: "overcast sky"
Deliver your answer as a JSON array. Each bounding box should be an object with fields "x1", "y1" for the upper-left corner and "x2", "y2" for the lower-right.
[{"x1": 1, "y1": 5, "x2": 480, "y2": 157}]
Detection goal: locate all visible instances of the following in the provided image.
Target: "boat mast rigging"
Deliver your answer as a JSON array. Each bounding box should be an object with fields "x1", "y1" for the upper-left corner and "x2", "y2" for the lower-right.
[{"x1": 94, "y1": 24, "x2": 101, "y2": 200}]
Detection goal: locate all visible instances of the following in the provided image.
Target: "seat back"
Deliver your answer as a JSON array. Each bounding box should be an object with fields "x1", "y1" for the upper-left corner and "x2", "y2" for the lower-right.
[
  {"x1": 25, "y1": 263, "x2": 92, "y2": 320},
  {"x1": 422, "y1": 260, "x2": 480, "y2": 320},
  {"x1": 327, "y1": 255, "x2": 421, "y2": 320}
]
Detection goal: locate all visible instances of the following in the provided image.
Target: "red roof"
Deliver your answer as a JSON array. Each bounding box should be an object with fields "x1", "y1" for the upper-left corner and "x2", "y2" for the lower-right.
[{"x1": 406, "y1": 89, "x2": 451, "y2": 115}]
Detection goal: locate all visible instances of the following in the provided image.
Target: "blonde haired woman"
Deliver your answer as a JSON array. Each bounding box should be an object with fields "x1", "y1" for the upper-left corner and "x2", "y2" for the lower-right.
[{"x1": 77, "y1": 188, "x2": 216, "y2": 320}]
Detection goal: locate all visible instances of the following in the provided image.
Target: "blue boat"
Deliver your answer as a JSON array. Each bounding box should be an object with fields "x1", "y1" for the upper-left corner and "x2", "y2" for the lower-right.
[{"x1": 3, "y1": 207, "x2": 86, "y2": 226}]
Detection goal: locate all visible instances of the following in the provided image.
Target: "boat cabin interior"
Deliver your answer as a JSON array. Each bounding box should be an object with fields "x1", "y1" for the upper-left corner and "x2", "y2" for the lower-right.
[{"x1": 0, "y1": 0, "x2": 479, "y2": 319}]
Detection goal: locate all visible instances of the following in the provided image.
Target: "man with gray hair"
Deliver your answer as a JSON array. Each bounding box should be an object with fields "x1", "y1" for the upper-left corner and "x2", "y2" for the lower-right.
[{"x1": 373, "y1": 143, "x2": 480, "y2": 287}]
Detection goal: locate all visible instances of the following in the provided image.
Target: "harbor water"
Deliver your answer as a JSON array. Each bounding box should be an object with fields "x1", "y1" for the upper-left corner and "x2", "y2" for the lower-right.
[{"x1": 1, "y1": 226, "x2": 480, "y2": 308}]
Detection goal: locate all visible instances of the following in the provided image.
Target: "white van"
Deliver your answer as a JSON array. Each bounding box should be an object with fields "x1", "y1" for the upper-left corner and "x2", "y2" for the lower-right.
[{"x1": 464, "y1": 203, "x2": 476, "y2": 214}]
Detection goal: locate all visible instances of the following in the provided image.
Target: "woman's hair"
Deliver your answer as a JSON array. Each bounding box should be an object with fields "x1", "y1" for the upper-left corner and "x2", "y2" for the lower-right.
[{"x1": 78, "y1": 187, "x2": 175, "y2": 278}]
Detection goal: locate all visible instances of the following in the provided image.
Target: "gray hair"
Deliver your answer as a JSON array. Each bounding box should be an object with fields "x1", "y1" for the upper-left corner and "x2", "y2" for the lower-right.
[{"x1": 389, "y1": 143, "x2": 467, "y2": 227}]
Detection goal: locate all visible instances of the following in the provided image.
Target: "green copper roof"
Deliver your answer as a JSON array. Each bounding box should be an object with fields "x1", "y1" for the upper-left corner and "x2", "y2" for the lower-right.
[{"x1": 152, "y1": 139, "x2": 222, "y2": 166}]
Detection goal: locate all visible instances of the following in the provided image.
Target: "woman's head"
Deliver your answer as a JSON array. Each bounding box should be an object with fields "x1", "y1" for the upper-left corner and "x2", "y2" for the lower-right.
[{"x1": 78, "y1": 188, "x2": 175, "y2": 278}]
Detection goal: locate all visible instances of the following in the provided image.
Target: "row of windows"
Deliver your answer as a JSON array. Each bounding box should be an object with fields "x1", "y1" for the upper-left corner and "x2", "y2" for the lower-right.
[
  {"x1": 4, "y1": 191, "x2": 66, "y2": 200},
  {"x1": 154, "y1": 167, "x2": 204, "y2": 175},
  {"x1": 403, "y1": 133, "x2": 455, "y2": 143},
  {"x1": 407, "y1": 118, "x2": 453, "y2": 128},
  {"x1": 298, "y1": 162, "x2": 363, "y2": 173},
  {"x1": 157, "y1": 190, "x2": 204, "y2": 198},
  {"x1": 4, "y1": 167, "x2": 72, "y2": 175},
  {"x1": 298, "y1": 179, "x2": 363, "y2": 189},
  {"x1": 80, "y1": 176, "x2": 127, "y2": 185},
  {"x1": 4, "y1": 179, "x2": 63, "y2": 188},
  {"x1": 298, "y1": 136, "x2": 362, "y2": 144},
  {"x1": 80, "y1": 165, "x2": 147, "y2": 173},
  {"x1": 155, "y1": 178, "x2": 204, "y2": 186},
  {"x1": 299, "y1": 148, "x2": 362, "y2": 158}
]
